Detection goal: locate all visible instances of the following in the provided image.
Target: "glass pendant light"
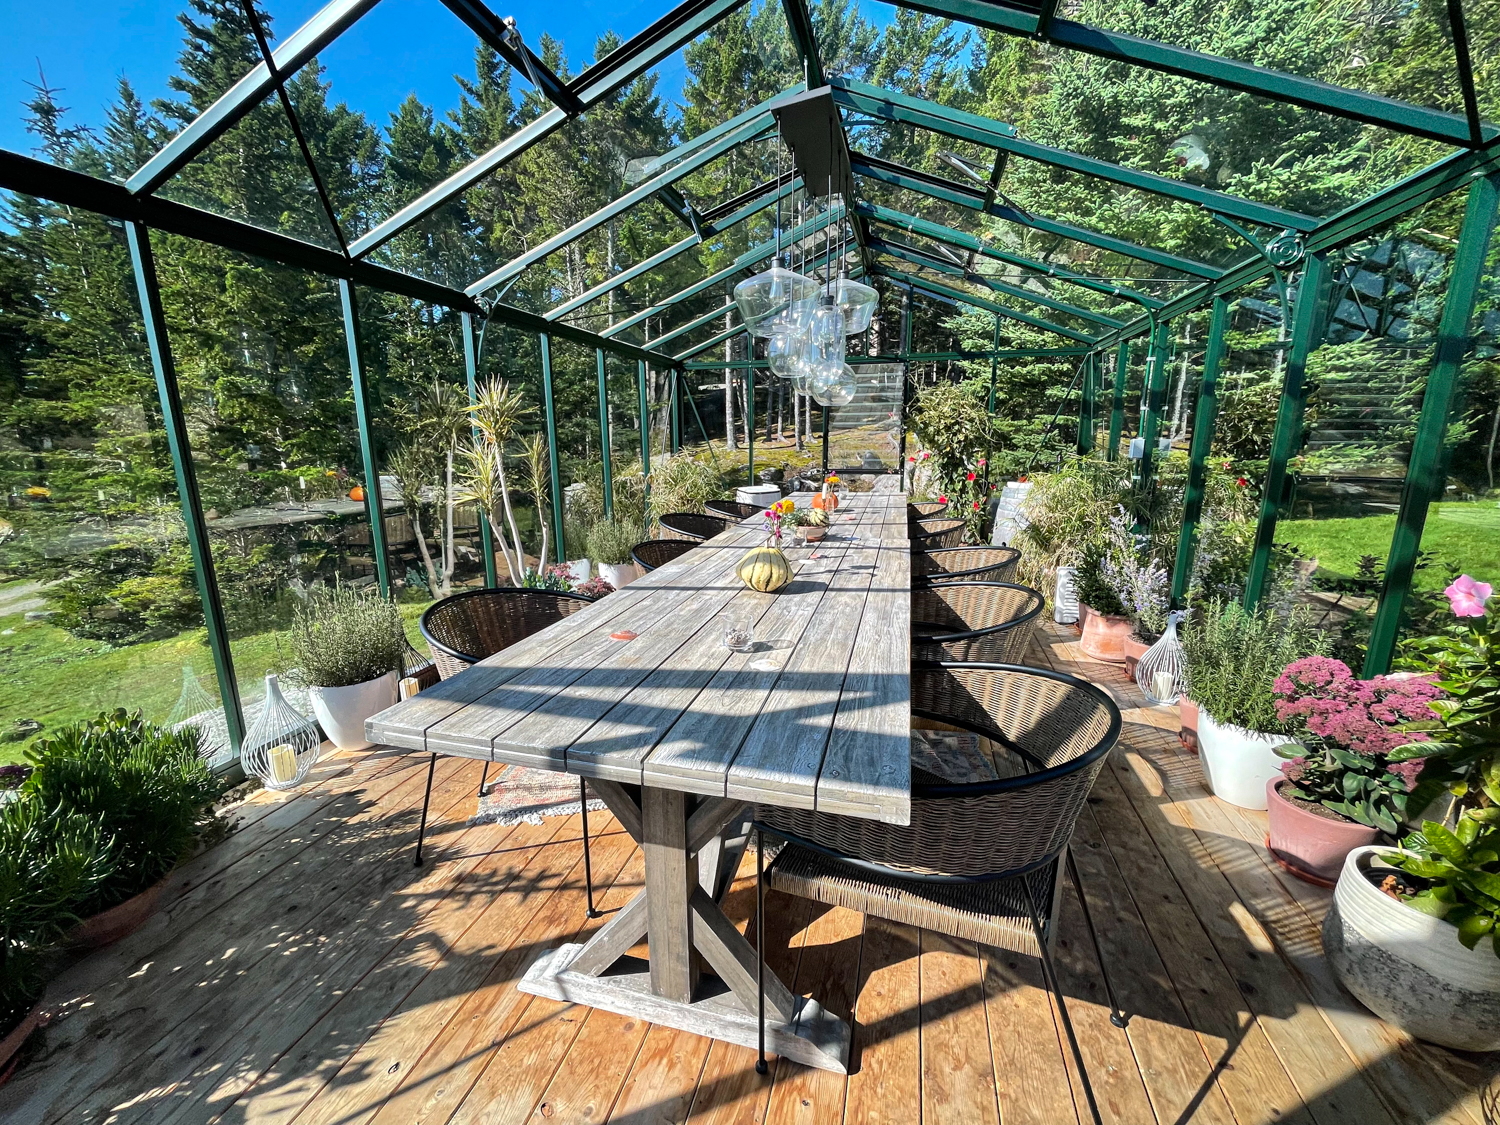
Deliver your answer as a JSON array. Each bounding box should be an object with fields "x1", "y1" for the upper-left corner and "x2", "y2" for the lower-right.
[
  {"x1": 767, "y1": 326, "x2": 799, "y2": 379},
  {"x1": 810, "y1": 362, "x2": 857, "y2": 408},
  {"x1": 734, "y1": 264, "x2": 820, "y2": 338},
  {"x1": 825, "y1": 275, "x2": 879, "y2": 334}
]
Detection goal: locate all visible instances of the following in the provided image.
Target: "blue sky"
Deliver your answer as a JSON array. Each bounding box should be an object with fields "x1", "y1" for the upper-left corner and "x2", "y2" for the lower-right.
[{"x1": 1, "y1": 0, "x2": 693, "y2": 158}]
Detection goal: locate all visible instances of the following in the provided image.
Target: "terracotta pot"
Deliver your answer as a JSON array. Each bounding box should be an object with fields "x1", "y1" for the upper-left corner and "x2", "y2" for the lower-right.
[
  {"x1": 1178, "y1": 697, "x2": 1200, "y2": 754},
  {"x1": 0, "y1": 1001, "x2": 44, "y2": 1082},
  {"x1": 67, "y1": 879, "x2": 165, "y2": 950},
  {"x1": 1078, "y1": 604, "x2": 1133, "y2": 662},
  {"x1": 1122, "y1": 634, "x2": 1149, "y2": 678},
  {"x1": 1266, "y1": 779, "x2": 1377, "y2": 885},
  {"x1": 803, "y1": 524, "x2": 827, "y2": 541}
]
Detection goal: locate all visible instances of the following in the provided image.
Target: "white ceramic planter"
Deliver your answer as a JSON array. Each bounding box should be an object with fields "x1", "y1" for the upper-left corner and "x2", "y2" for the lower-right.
[
  {"x1": 1324, "y1": 846, "x2": 1500, "y2": 1051},
  {"x1": 561, "y1": 558, "x2": 591, "y2": 586},
  {"x1": 1196, "y1": 710, "x2": 1286, "y2": 810},
  {"x1": 598, "y1": 562, "x2": 639, "y2": 590},
  {"x1": 311, "y1": 670, "x2": 398, "y2": 751}
]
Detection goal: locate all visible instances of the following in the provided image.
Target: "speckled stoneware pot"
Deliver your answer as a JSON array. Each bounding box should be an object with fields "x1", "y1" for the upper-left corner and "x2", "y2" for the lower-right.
[{"x1": 1324, "y1": 845, "x2": 1500, "y2": 1051}]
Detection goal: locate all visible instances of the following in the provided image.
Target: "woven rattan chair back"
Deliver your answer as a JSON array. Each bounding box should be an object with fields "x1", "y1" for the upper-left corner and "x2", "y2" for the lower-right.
[
  {"x1": 908, "y1": 499, "x2": 948, "y2": 518},
  {"x1": 909, "y1": 516, "x2": 965, "y2": 550},
  {"x1": 631, "y1": 538, "x2": 697, "y2": 572},
  {"x1": 658, "y1": 511, "x2": 732, "y2": 541},
  {"x1": 704, "y1": 499, "x2": 759, "y2": 520},
  {"x1": 420, "y1": 588, "x2": 595, "y2": 680},
  {"x1": 911, "y1": 580, "x2": 1044, "y2": 664},
  {"x1": 911, "y1": 545, "x2": 1021, "y2": 584},
  {"x1": 758, "y1": 661, "x2": 1121, "y2": 879}
]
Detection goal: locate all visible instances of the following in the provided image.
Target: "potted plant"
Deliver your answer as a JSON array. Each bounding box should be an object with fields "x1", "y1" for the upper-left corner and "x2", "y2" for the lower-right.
[
  {"x1": 786, "y1": 506, "x2": 827, "y2": 542},
  {"x1": 587, "y1": 516, "x2": 641, "y2": 590},
  {"x1": 289, "y1": 584, "x2": 406, "y2": 751},
  {"x1": 575, "y1": 575, "x2": 615, "y2": 599},
  {"x1": 1183, "y1": 599, "x2": 1329, "y2": 809},
  {"x1": 1266, "y1": 657, "x2": 1443, "y2": 883},
  {"x1": 1073, "y1": 541, "x2": 1133, "y2": 662},
  {"x1": 1323, "y1": 575, "x2": 1500, "y2": 1048}
]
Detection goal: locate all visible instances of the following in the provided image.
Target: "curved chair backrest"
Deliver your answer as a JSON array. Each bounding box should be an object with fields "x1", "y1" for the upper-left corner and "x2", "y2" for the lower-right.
[
  {"x1": 908, "y1": 500, "x2": 948, "y2": 519},
  {"x1": 704, "y1": 499, "x2": 759, "y2": 520},
  {"x1": 912, "y1": 545, "x2": 1021, "y2": 585},
  {"x1": 759, "y1": 661, "x2": 1121, "y2": 877},
  {"x1": 909, "y1": 516, "x2": 966, "y2": 551},
  {"x1": 631, "y1": 538, "x2": 697, "y2": 572},
  {"x1": 658, "y1": 511, "x2": 732, "y2": 541},
  {"x1": 420, "y1": 588, "x2": 595, "y2": 680},
  {"x1": 911, "y1": 581, "x2": 1044, "y2": 665}
]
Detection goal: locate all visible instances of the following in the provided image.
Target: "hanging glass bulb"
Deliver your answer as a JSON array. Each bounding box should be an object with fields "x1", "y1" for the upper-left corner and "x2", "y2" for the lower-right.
[
  {"x1": 810, "y1": 362, "x2": 857, "y2": 408},
  {"x1": 766, "y1": 327, "x2": 799, "y2": 379},
  {"x1": 824, "y1": 276, "x2": 880, "y2": 335},
  {"x1": 806, "y1": 298, "x2": 845, "y2": 347},
  {"x1": 733, "y1": 263, "x2": 821, "y2": 338}
]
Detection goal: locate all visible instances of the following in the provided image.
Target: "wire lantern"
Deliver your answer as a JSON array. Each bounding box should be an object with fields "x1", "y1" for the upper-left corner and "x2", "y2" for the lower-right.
[
  {"x1": 1136, "y1": 611, "x2": 1187, "y2": 705},
  {"x1": 167, "y1": 664, "x2": 229, "y2": 764},
  {"x1": 240, "y1": 673, "x2": 321, "y2": 790}
]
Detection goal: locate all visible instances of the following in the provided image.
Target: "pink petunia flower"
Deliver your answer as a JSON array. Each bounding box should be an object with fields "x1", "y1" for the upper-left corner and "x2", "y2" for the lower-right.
[{"x1": 1445, "y1": 574, "x2": 1493, "y2": 618}]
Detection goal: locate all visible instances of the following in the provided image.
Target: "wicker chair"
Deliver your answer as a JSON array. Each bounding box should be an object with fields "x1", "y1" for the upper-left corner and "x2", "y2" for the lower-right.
[
  {"x1": 704, "y1": 499, "x2": 760, "y2": 520},
  {"x1": 631, "y1": 538, "x2": 697, "y2": 572},
  {"x1": 912, "y1": 545, "x2": 1021, "y2": 585},
  {"x1": 908, "y1": 499, "x2": 948, "y2": 518},
  {"x1": 911, "y1": 580, "x2": 1044, "y2": 664},
  {"x1": 412, "y1": 588, "x2": 601, "y2": 916},
  {"x1": 909, "y1": 516, "x2": 966, "y2": 550},
  {"x1": 750, "y1": 662, "x2": 1126, "y2": 1118},
  {"x1": 658, "y1": 511, "x2": 732, "y2": 541}
]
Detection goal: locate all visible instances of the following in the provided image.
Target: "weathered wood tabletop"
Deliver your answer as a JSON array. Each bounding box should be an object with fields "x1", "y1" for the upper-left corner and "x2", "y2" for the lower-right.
[
  {"x1": 366, "y1": 485, "x2": 911, "y2": 1072},
  {"x1": 368, "y1": 487, "x2": 912, "y2": 825}
]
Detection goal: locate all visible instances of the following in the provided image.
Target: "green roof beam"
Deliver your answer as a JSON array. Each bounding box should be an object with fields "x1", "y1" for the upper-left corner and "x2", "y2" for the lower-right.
[{"x1": 875, "y1": 266, "x2": 1100, "y2": 344}]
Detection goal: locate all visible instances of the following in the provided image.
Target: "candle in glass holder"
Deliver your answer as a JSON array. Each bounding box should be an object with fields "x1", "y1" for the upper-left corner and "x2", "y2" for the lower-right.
[{"x1": 268, "y1": 743, "x2": 298, "y2": 785}]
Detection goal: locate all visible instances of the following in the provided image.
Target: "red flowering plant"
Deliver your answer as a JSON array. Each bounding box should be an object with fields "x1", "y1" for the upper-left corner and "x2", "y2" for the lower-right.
[{"x1": 1271, "y1": 656, "x2": 1444, "y2": 833}]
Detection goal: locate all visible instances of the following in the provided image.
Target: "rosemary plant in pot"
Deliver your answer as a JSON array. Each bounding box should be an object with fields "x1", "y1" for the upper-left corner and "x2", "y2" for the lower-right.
[
  {"x1": 1323, "y1": 575, "x2": 1500, "y2": 1050},
  {"x1": 587, "y1": 517, "x2": 640, "y2": 590},
  {"x1": 1183, "y1": 599, "x2": 1329, "y2": 809},
  {"x1": 289, "y1": 584, "x2": 406, "y2": 751},
  {"x1": 1266, "y1": 657, "x2": 1443, "y2": 884}
]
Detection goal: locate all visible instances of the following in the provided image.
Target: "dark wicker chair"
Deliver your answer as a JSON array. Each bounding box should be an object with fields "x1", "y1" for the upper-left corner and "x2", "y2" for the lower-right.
[
  {"x1": 908, "y1": 499, "x2": 948, "y2": 518},
  {"x1": 704, "y1": 499, "x2": 760, "y2": 520},
  {"x1": 411, "y1": 587, "x2": 601, "y2": 915},
  {"x1": 909, "y1": 516, "x2": 967, "y2": 551},
  {"x1": 658, "y1": 511, "x2": 732, "y2": 541},
  {"x1": 912, "y1": 545, "x2": 1022, "y2": 585},
  {"x1": 631, "y1": 538, "x2": 697, "y2": 572},
  {"x1": 751, "y1": 662, "x2": 1127, "y2": 1119},
  {"x1": 911, "y1": 580, "x2": 1044, "y2": 664}
]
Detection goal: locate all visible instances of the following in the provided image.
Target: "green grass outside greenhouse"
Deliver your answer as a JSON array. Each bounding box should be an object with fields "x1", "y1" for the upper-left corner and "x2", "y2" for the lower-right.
[{"x1": 1276, "y1": 500, "x2": 1500, "y2": 592}]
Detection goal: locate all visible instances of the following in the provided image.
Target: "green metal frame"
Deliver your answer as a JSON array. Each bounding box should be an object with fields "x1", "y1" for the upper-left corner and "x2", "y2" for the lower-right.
[
  {"x1": 539, "y1": 334, "x2": 568, "y2": 558},
  {"x1": 1107, "y1": 340, "x2": 1129, "y2": 461},
  {"x1": 875, "y1": 268, "x2": 1099, "y2": 344},
  {"x1": 596, "y1": 349, "x2": 615, "y2": 519},
  {"x1": 1076, "y1": 352, "x2": 1097, "y2": 454},
  {"x1": 463, "y1": 312, "x2": 501, "y2": 587},
  {"x1": 1171, "y1": 295, "x2": 1229, "y2": 606},
  {"x1": 126, "y1": 222, "x2": 246, "y2": 754},
  {"x1": 340, "y1": 280, "x2": 393, "y2": 597},
  {"x1": 637, "y1": 361, "x2": 652, "y2": 519},
  {"x1": 1133, "y1": 319, "x2": 1172, "y2": 495},
  {"x1": 1363, "y1": 172, "x2": 1500, "y2": 674},
  {"x1": 1243, "y1": 252, "x2": 1334, "y2": 609}
]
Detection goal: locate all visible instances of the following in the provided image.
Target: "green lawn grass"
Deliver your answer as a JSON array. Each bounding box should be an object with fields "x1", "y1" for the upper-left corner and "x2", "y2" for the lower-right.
[{"x1": 1276, "y1": 500, "x2": 1500, "y2": 591}]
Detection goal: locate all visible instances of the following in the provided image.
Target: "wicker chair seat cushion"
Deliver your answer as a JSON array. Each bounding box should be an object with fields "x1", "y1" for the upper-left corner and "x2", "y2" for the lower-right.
[
  {"x1": 909, "y1": 517, "x2": 965, "y2": 550},
  {"x1": 911, "y1": 582, "x2": 1044, "y2": 664},
  {"x1": 420, "y1": 589, "x2": 592, "y2": 680},
  {"x1": 658, "y1": 512, "x2": 732, "y2": 541},
  {"x1": 704, "y1": 500, "x2": 759, "y2": 520},
  {"x1": 631, "y1": 538, "x2": 697, "y2": 571},
  {"x1": 768, "y1": 843, "x2": 1056, "y2": 953},
  {"x1": 912, "y1": 545, "x2": 1021, "y2": 585}
]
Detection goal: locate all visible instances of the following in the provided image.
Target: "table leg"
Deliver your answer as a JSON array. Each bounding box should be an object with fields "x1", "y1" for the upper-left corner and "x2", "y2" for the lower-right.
[{"x1": 642, "y1": 786, "x2": 699, "y2": 1003}]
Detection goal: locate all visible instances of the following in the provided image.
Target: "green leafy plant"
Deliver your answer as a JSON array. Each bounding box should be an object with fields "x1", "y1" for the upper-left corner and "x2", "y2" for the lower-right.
[
  {"x1": 586, "y1": 517, "x2": 639, "y2": 566},
  {"x1": 1073, "y1": 541, "x2": 1127, "y2": 616},
  {"x1": 1383, "y1": 815, "x2": 1500, "y2": 958},
  {"x1": 521, "y1": 565, "x2": 571, "y2": 592},
  {"x1": 287, "y1": 584, "x2": 405, "y2": 689},
  {"x1": 647, "y1": 453, "x2": 725, "y2": 520},
  {"x1": 1183, "y1": 599, "x2": 1331, "y2": 732}
]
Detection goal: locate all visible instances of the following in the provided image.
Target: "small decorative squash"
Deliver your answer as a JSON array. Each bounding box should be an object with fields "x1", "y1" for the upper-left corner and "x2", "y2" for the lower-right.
[
  {"x1": 806, "y1": 506, "x2": 830, "y2": 527},
  {"x1": 811, "y1": 491, "x2": 838, "y2": 512},
  {"x1": 737, "y1": 543, "x2": 793, "y2": 593},
  {"x1": 349, "y1": 485, "x2": 366, "y2": 502}
]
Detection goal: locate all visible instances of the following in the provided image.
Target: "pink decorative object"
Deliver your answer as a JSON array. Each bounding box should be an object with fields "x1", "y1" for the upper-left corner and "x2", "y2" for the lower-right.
[
  {"x1": 1266, "y1": 779, "x2": 1378, "y2": 885},
  {"x1": 1273, "y1": 656, "x2": 1442, "y2": 757},
  {"x1": 1445, "y1": 574, "x2": 1493, "y2": 618}
]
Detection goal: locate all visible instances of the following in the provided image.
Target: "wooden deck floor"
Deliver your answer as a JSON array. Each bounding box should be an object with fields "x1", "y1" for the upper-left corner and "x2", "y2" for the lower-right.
[{"x1": 4, "y1": 622, "x2": 1497, "y2": 1125}]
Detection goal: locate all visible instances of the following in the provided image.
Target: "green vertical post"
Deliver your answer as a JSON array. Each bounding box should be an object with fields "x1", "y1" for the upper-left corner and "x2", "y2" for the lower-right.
[
  {"x1": 1244, "y1": 252, "x2": 1333, "y2": 609},
  {"x1": 670, "y1": 371, "x2": 681, "y2": 453},
  {"x1": 339, "y1": 279, "x2": 392, "y2": 597},
  {"x1": 1172, "y1": 296, "x2": 1230, "y2": 606},
  {"x1": 897, "y1": 291, "x2": 913, "y2": 476},
  {"x1": 462, "y1": 312, "x2": 499, "y2": 588},
  {"x1": 126, "y1": 222, "x2": 245, "y2": 754},
  {"x1": 1364, "y1": 174, "x2": 1500, "y2": 675},
  {"x1": 1107, "y1": 340, "x2": 1130, "y2": 460},
  {"x1": 637, "y1": 361, "x2": 651, "y2": 527},
  {"x1": 1077, "y1": 352, "x2": 1097, "y2": 454},
  {"x1": 747, "y1": 366, "x2": 755, "y2": 485},
  {"x1": 538, "y1": 333, "x2": 566, "y2": 562},
  {"x1": 1134, "y1": 320, "x2": 1172, "y2": 494},
  {"x1": 984, "y1": 316, "x2": 1000, "y2": 486},
  {"x1": 595, "y1": 348, "x2": 613, "y2": 519},
  {"x1": 821, "y1": 403, "x2": 830, "y2": 475}
]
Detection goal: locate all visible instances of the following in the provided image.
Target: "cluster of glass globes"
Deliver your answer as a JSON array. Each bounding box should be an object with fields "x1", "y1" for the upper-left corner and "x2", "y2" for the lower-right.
[{"x1": 732, "y1": 261, "x2": 878, "y2": 408}]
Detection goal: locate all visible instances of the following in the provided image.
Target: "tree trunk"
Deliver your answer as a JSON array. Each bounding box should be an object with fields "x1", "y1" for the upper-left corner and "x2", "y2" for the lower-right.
[
  {"x1": 441, "y1": 447, "x2": 455, "y2": 597},
  {"x1": 1487, "y1": 398, "x2": 1499, "y2": 491},
  {"x1": 724, "y1": 305, "x2": 737, "y2": 451},
  {"x1": 410, "y1": 501, "x2": 442, "y2": 598}
]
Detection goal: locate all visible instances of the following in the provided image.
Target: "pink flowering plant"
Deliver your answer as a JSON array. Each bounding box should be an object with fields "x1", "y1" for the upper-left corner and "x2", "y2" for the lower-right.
[{"x1": 1272, "y1": 656, "x2": 1443, "y2": 833}]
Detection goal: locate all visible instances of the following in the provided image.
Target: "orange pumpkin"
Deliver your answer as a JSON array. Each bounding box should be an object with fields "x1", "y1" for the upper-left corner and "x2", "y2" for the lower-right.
[
  {"x1": 349, "y1": 485, "x2": 366, "y2": 502},
  {"x1": 811, "y1": 491, "x2": 839, "y2": 511}
]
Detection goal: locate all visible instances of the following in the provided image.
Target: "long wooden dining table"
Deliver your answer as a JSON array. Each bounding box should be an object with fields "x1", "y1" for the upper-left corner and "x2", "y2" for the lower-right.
[{"x1": 366, "y1": 486, "x2": 911, "y2": 1073}]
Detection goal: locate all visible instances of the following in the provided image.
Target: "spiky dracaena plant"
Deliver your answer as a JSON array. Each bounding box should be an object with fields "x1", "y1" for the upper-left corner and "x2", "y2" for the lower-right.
[
  {"x1": 459, "y1": 378, "x2": 534, "y2": 584},
  {"x1": 520, "y1": 432, "x2": 552, "y2": 571}
]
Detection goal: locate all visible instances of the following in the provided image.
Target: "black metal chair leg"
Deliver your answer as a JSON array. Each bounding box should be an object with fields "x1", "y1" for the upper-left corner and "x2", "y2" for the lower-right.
[
  {"x1": 1023, "y1": 877, "x2": 1104, "y2": 1125},
  {"x1": 580, "y1": 777, "x2": 601, "y2": 919},
  {"x1": 413, "y1": 752, "x2": 437, "y2": 868},
  {"x1": 756, "y1": 826, "x2": 768, "y2": 1076},
  {"x1": 478, "y1": 760, "x2": 491, "y2": 797},
  {"x1": 1067, "y1": 848, "x2": 1129, "y2": 1029}
]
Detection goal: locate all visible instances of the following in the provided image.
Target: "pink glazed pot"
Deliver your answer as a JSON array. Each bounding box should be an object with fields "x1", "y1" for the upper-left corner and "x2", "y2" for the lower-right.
[
  {"x1": 1123, "y1": 634, "x2": 1149, "y2": 679},
  {"x1": 1266, "y1": 779, "x2": 1378, "y2": 886},
  {"x1": 1078, "y1": 605, "x2": 1133, "y2": 663},
  {"x1": 1178, "y1": 698, "x2": 1199, "y2": 753}
]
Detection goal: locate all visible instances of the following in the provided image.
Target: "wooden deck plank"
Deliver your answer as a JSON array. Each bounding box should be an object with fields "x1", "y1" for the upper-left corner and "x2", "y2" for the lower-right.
[
  {"x1": 919, "y1": 932, "x2": 1000, "y2": 1125},
  {"x1": 979, "y1": 940, "x2": 1081, "y2": 1125},
  {"x1": 841, "y1": 918, "x2": 922, "y2": 1125}
]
